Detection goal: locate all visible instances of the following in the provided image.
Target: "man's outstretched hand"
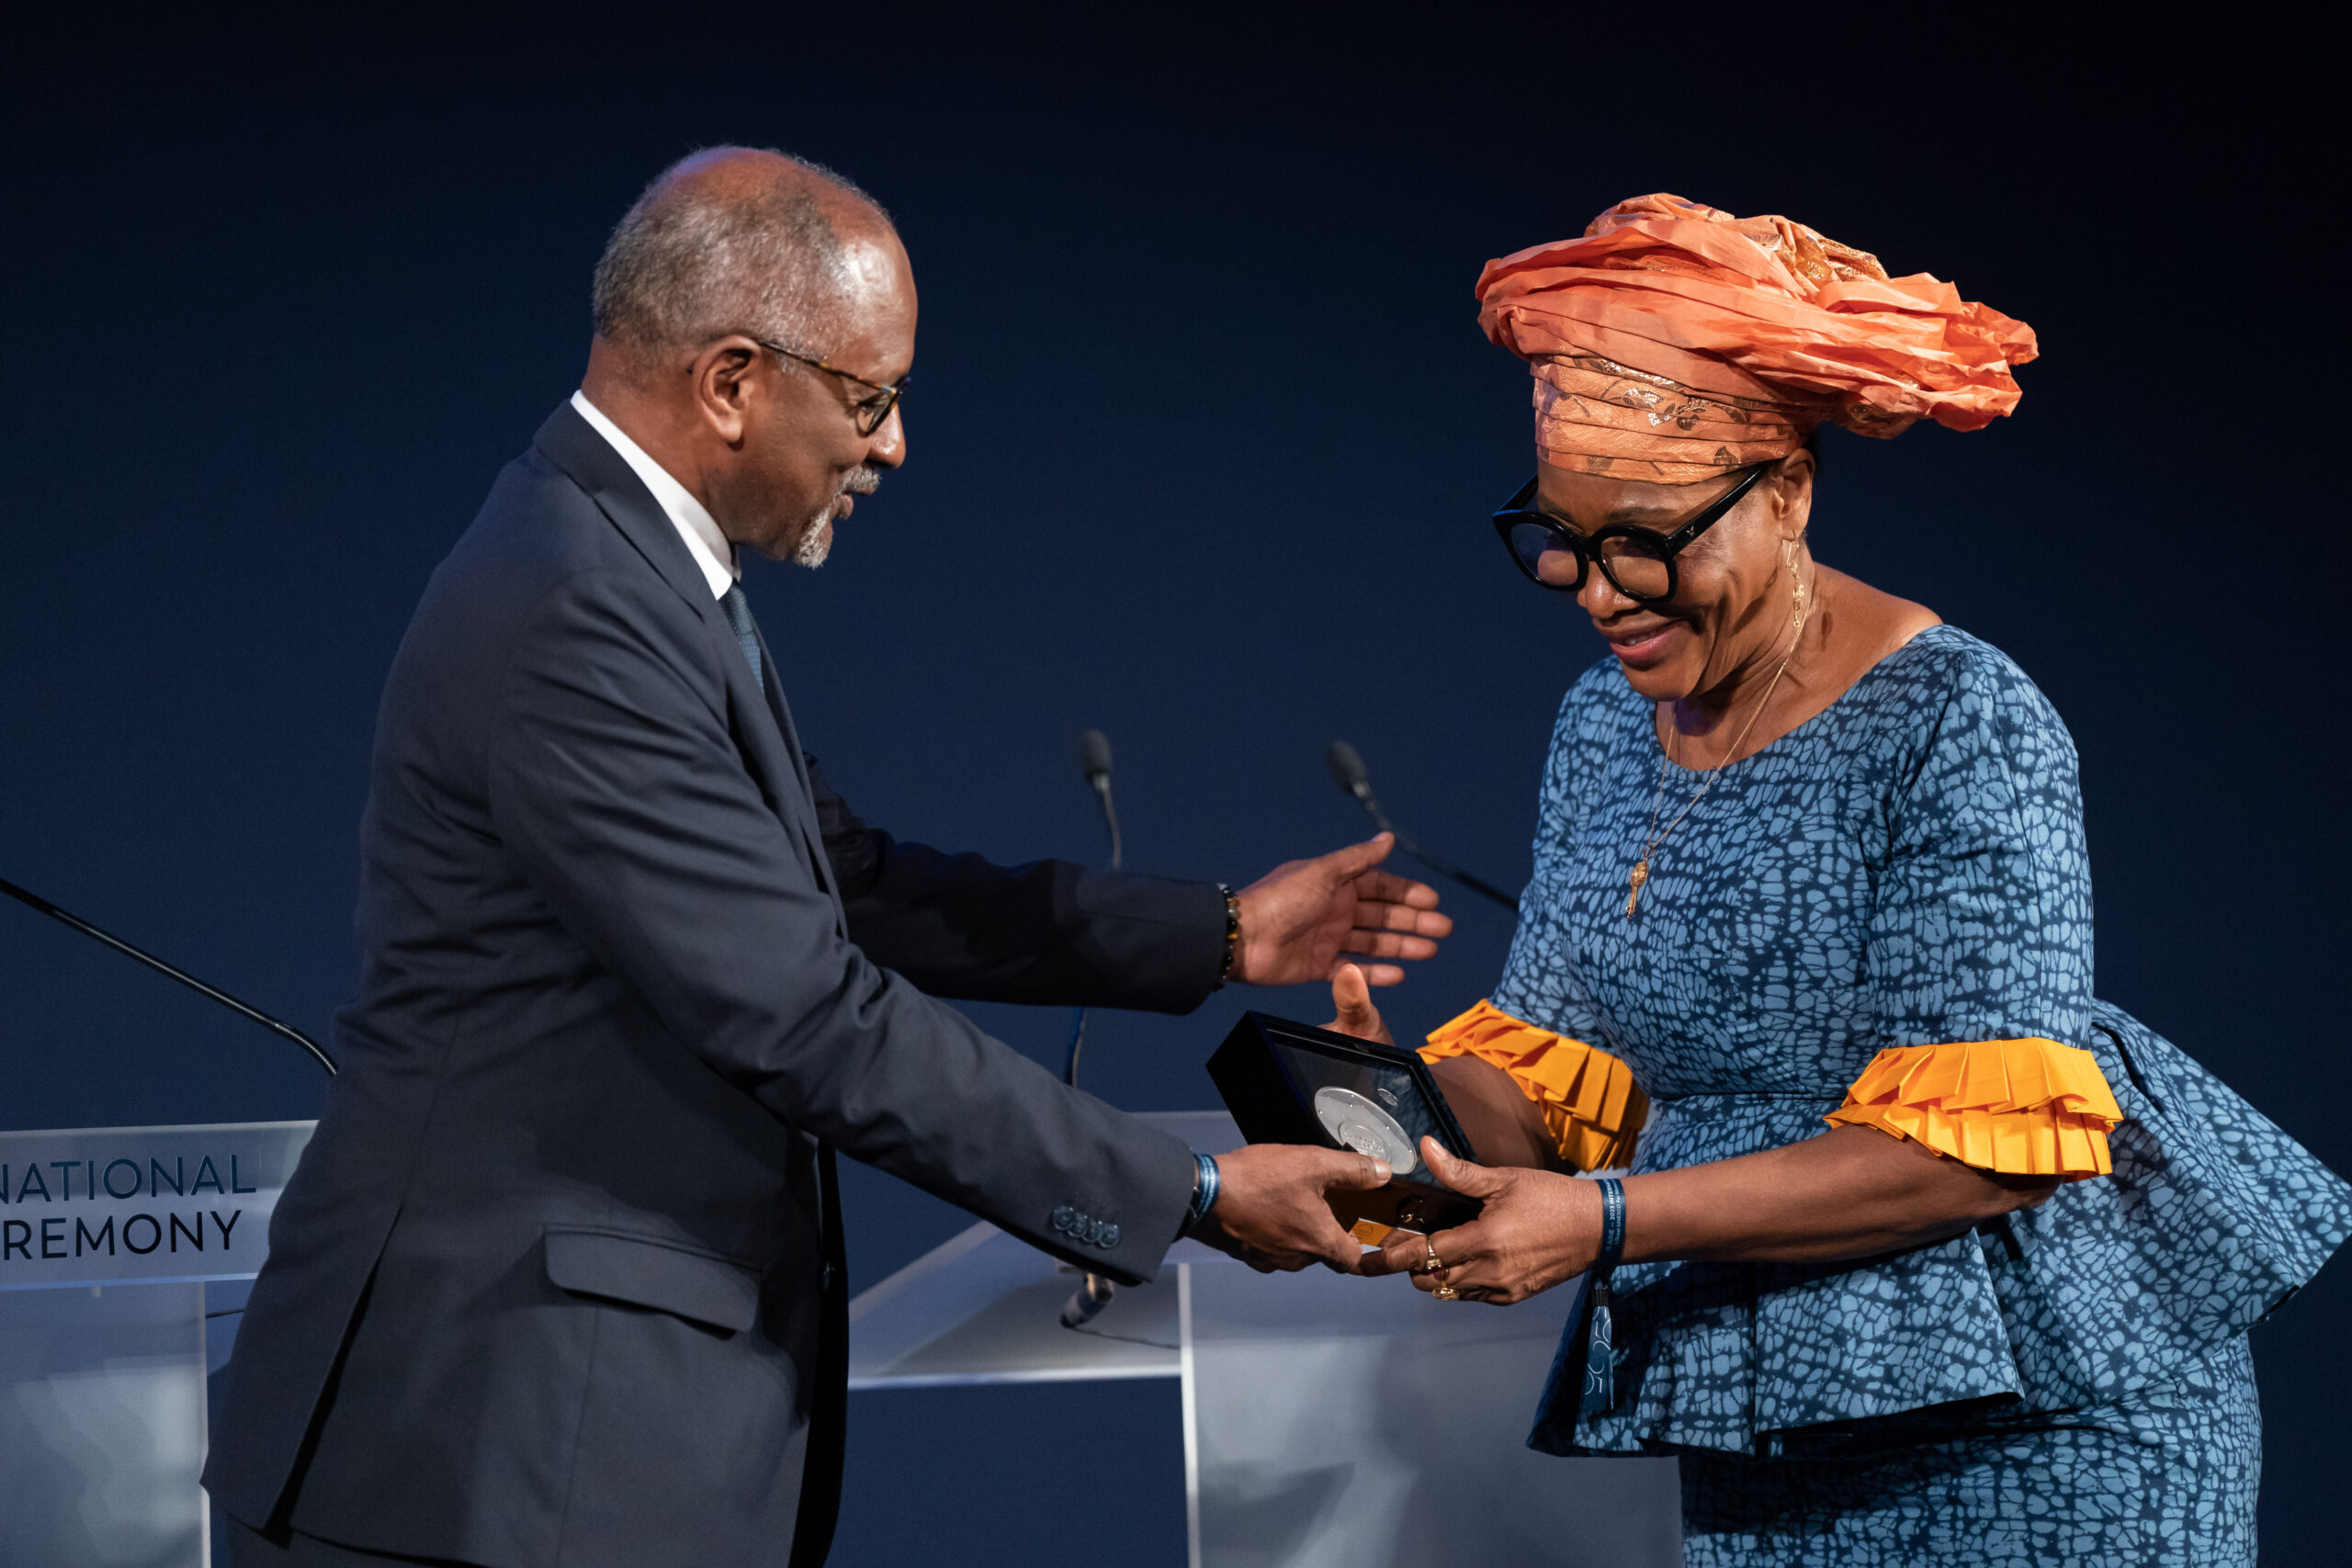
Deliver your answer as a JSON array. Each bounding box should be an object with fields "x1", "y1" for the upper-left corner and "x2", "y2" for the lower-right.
[
  {"x1": 1230, "y1": 834, "x2": 1452, "y2": 988},
  {"x1": 1189, "y1": 1143, "x2": 1390, "y2": 1273}
]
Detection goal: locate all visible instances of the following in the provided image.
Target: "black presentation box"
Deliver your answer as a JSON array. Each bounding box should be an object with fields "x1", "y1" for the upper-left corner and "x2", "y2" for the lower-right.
[{"x1": 1206, "y1": 1011, "x2": 1482, "y2": 1235}]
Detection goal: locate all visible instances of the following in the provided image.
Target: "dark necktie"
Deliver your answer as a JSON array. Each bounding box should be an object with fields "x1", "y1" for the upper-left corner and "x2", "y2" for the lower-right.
[
  {"x1": 716, "y1": 579, "x2": 847, "y2": 1567},
  {"x1": 718, "y1": 582, "x2": 763, "y2": 687}
]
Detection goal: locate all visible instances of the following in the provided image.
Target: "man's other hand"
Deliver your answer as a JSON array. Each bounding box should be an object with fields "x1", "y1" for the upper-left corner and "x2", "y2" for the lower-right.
[
  {"x1": 1189, "y1": 1144, "x2": 1389, "y2": 1273},
  {"x1": 1230, "y1": 834, "x2": 1452, "y2": 987}
]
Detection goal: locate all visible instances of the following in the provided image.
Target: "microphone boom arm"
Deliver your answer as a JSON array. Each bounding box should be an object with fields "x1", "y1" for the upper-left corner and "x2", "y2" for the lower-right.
[
  {"x1": 1325, "y1": 742, "x2": 1520, "y2": 913},
  {"x1": 1, "y1": 873, "x2": 338, "y2": 1076}
]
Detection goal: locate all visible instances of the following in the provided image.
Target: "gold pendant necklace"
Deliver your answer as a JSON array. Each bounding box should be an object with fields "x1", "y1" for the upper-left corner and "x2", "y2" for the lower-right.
[
  {"x1": 1623, "y1": 857, "x2": 1650, "y2": 915},
  {"x1": 1625, "y1": 563, "x2": 1811, "y2": 918}
]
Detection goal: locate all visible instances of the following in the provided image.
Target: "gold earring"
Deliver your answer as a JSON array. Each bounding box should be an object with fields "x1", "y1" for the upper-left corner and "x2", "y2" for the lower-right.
[{"x1": 1784, "y1": 540, "x2": 1806, "y2": 626}]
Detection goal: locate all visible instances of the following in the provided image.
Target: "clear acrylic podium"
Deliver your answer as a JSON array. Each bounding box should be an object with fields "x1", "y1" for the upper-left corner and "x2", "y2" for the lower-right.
[
  {"x1": 849, "y1": 1111, "x2": 1681, "y2": 1567},
  {"x1": 0, "y1": 1120, "x2": 314, "y2": 1568},
  {"x1": 3, "y1": 1113, "x2": 1681, "y2": 1567}
]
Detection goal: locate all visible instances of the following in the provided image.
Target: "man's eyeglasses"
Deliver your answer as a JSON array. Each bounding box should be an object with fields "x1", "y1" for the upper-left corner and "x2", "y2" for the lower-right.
[
  {"x1": 1490, "y1": 463, "x2": 1768, "y2": 604},
  {"x1": 751, "y1": 337, "x2": 909, "y2": 436}
]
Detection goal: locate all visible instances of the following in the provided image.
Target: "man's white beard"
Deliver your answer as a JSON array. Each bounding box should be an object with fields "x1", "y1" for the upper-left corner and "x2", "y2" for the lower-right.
[
  {"x1": 791, "y1": 513, "x2": 832, "y2": 569},
  {"x1": 793, "y1": 467, "x2": 879, "y2": 570}
]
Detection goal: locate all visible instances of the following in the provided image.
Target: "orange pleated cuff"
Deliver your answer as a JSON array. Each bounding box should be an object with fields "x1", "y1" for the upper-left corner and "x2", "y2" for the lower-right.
[
  {"x1": 1825, "y1": 1039, "x2": 2124, "y2": 1179},
  {"x1": 1419, "y1": 1001, "x2": 1648, "y2": 1171}
]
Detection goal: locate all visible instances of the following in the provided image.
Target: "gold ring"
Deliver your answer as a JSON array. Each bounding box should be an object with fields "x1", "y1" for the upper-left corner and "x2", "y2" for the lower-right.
[
  {"x1": 1432, "y1": 1283, "x2": 1460, "y2": 1302},
  {"x1": 1422, "y1": 1239, "x2": 1443, "y2": 1275}
]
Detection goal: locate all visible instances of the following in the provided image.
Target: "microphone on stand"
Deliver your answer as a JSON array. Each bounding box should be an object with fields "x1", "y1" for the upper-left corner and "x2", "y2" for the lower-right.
[
  {"x1": 1078, "y1": 728, "x2": 1121, "y2": 873},
  {"x1": 1064, "y1": 728, "x2": 1121, "y2": 1088},
  {"x1": 1323, "y1": 740, "x2": 1521, "y2": 912},
  {"x1": 1059, "y1": 1268, "x2": 1118, "y2": 1332},
  {"x1": 0, "y1": 872, "x2": 337, "y2": 1075},
  {"x1": 1061, "y1": 728, "x2": 1123, "y2": 1331}
]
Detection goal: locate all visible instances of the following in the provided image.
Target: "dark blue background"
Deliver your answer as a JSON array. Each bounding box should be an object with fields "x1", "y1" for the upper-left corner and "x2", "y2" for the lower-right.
[{"x1": 3, "y1": 10, "x2": 2341, "y2": 1562}]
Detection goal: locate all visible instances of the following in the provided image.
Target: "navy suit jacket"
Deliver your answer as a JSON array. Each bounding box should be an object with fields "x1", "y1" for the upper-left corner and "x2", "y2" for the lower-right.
[{"x1": 204, "y1": 403, "x2": 1227, "y2": 1568}]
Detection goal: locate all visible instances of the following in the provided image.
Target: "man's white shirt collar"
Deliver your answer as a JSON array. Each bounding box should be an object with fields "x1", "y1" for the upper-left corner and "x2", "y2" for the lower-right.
[{"x1": 570, "y1": 390, "x2": 737, "y2": 601}]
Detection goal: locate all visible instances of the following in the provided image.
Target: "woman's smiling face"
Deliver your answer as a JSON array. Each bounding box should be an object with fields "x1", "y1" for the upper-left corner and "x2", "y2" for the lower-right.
[{"x1": 1533, "y1": 450, "x2": 1815, "y2": 705}]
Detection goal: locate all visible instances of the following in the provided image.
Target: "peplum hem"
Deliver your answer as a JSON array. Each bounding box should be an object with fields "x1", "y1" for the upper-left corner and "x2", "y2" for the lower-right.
[
  {"x1": 1529, "y1": 1006, "x2": 2352, "y2": 1460},
  {"x1": 1826, "y1": 1038, "x2": 2122, "y2": 1179},
  {"x1": 1420, "y1": 1000, "x2": 1648, "y2": 1171}
]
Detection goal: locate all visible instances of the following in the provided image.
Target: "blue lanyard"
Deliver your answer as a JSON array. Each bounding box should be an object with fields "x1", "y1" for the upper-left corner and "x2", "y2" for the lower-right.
[{"x1": 1580, "y1": 1177, "x2": 1627, "y2": 1418}]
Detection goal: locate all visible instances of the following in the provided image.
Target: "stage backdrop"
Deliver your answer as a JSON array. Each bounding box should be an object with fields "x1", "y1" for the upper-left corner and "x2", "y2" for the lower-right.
[{"x1": 3, "y1": 11, "x2": 2342, "y2": 1564}]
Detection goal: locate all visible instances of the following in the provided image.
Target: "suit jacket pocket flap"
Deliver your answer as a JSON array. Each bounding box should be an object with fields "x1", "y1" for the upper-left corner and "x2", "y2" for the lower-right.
[{"x1": 544, "y1": 1227, "x2": 760, "y2": 1334}]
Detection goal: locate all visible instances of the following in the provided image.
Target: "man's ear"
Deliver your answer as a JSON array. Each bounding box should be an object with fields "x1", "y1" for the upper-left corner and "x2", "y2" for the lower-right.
[{"x1": 690, "y1": 337, "x2": 762, "y2": 446}]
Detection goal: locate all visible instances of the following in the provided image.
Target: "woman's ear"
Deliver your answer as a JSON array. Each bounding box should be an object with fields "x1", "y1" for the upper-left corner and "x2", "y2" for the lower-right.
[{"x1": 1770, "y1": 446, "x2": 1815, "y2": 542}]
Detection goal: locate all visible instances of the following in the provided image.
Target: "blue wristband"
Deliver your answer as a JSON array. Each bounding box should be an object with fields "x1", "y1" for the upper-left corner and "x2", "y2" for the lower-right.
[
  {"x1": 1182, "y1": 1152, "x2": 1220, "y2": 1235},
  {"x1": 1579, "y1": 1176, "x2": 1628, "y2": 1419},
  {"x1": 1593, "y1": 1176, "x2": 1626, "y2": 1272}
]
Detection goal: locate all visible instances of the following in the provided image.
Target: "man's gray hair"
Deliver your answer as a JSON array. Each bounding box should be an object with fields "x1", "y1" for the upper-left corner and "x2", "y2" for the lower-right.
[{"x1": 590, "y1": 147, "x2": 888, "y2": 368}]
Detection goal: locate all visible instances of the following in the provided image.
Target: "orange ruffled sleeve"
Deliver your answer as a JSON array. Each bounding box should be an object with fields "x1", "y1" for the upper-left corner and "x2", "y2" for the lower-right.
[
  {"x1": 1419, "y1": 1001, "x2": 1649, "y2": 1171},
  {"x1": 1825, "y1": 1039, "x2": 2124, "y2": 1179}
]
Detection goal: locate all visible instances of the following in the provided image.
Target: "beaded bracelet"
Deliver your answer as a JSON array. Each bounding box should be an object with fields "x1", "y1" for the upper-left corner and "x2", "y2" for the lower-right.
[{"x1": 1216, "y1": 884, "x2": 1241, "y2": 983}]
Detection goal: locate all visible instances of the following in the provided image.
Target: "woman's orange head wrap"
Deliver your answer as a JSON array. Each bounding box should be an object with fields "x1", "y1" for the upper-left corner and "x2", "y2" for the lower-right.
[{"x1": 1476, "y1": 194, "x2": 2038, "y2": 485}]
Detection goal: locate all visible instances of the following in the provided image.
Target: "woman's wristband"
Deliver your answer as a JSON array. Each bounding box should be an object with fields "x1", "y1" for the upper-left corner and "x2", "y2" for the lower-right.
[
  {"x1": 1182, "y1": 1152, "x2": 1221, "y2": 1236},
  {"x1": 1580, "y1": 1176, "x2": 1628, "y2": 1418},
  {"x1": 1593, "y1": 1176, "x2": 1626, "y2": 1272}
]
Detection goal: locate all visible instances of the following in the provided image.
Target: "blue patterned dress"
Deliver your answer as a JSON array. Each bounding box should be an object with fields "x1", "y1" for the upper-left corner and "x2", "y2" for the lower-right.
[{"x1": 1489, "y1": 626, "x2": 2351, "y2": 1566}]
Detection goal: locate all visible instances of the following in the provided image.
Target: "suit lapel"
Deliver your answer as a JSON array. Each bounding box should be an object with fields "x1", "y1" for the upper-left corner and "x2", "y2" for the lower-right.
[
  {"x1": 533, "y1": 402, "x2": 841, "y2": 923},
  {"x1": 763, "y1": 652, "x2": 846, "y2": 919},
  {"x1": 534, "y1": 402, "x2": 712, "y2": 616},
  {"x1": 715, "y1": 627, "x2": 841, "y2": 919}
]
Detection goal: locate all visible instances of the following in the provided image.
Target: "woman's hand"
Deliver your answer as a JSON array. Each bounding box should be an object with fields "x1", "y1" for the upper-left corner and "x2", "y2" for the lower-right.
[
  {"x1": 1321, "y1": 963, "x2": 1393, "y2": 1043},
  {"x1": 1359, "y1": 1138, "x2": 1602, "y2": 1304},
  {"x1": 1326, "y1": 968, "x2": 1566, "y2": 1171}
]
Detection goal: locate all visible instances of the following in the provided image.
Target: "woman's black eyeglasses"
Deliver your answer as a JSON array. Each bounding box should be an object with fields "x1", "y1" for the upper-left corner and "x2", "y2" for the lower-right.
[
  {"x1": 752, "y1": 337, "x2": 909, "y2": 435},
  {"x1": 1490, "y1": 463, "x2": 1768, "y2": 604}
]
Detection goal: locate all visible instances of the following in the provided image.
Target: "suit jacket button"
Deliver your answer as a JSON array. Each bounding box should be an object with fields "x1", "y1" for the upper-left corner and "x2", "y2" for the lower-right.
[
  {"x1": 1100, "y1": 1224, "x2": 1120, "y2": 1249},
  {"x1": 1051, "y1": 1205, "x2": 1076, "y2": 1234}
]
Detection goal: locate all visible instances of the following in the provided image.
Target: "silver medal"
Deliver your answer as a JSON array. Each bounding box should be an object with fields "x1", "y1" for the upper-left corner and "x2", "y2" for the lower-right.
[{"x1": 1313, "y1": 1086, "x2": 1417, "y2": 1174}]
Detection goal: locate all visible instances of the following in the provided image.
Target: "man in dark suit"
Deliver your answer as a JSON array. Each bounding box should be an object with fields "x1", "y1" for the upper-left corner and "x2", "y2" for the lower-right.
[{"x1": 204, "y1": 148, "x2": 1452, "y2": 1567}]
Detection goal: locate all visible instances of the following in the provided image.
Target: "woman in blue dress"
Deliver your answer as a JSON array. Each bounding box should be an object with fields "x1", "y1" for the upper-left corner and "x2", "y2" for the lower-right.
[{"x1": 1332, "y1": 196, "x2": 2352, "y2": 1565}]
